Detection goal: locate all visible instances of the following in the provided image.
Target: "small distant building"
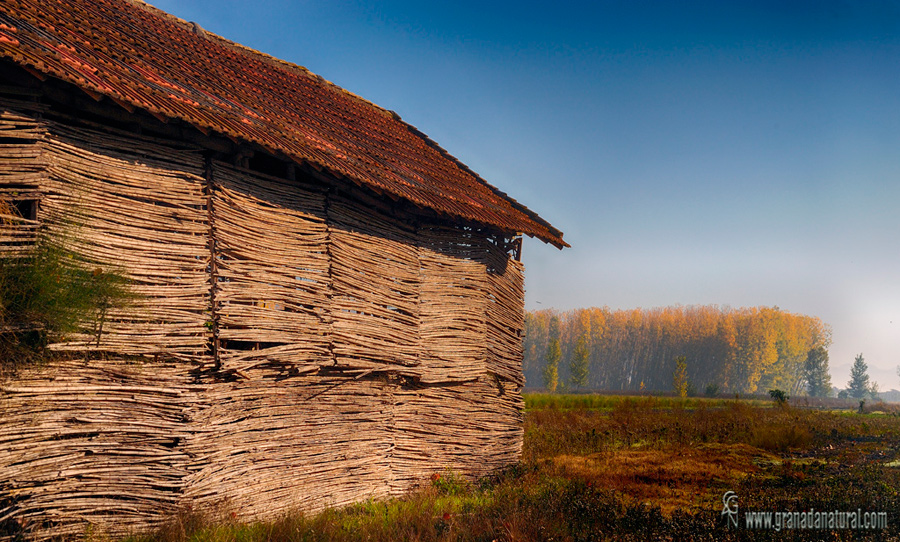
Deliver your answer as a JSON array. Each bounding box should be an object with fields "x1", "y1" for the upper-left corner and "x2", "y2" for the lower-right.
[{"x1": 0, "y1": 0, "x2": 565, "y2": 539}]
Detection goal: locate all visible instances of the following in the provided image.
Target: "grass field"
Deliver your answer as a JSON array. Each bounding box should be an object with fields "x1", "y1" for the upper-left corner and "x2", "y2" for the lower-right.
[{"x1": 123, "y1": 394, "x2": 900, "y2": 542}]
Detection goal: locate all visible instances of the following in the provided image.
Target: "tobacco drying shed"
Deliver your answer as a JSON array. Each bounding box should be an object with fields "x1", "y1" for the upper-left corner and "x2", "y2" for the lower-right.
[{"x1": 0, "y1": 0, "x2": 566, "y2": 539}]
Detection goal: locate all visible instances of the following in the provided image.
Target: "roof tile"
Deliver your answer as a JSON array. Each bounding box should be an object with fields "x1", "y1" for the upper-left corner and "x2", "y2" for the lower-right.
[{"x1": 0, "y1": 0, "x2": 566, "y2": 247}]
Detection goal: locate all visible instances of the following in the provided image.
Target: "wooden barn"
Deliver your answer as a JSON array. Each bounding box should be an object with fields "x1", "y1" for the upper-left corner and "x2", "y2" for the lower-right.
[{"x1": 0, "y1": 0, "x2": 565, "y2": 539}]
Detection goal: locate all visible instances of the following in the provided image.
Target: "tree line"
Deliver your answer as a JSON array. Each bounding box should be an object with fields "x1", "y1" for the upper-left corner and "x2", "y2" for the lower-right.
[{"x1": 524, "y1": 305, "x2": 832, "y2": 395}]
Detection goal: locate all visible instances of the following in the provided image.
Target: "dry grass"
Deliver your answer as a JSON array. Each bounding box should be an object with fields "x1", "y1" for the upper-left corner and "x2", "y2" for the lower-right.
[{"x1": 547, "y1": 443, "x2": 774, "y2": 515}]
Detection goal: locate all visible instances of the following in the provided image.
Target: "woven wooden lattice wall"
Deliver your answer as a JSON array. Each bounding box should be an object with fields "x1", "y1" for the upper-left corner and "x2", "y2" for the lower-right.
[
  {"x1": 184, "y1": 374, "x2": 395, "y2": 519},
  {"x1": 41, "y1": 122, "x2": 211, "y2": 357},
  {"x1": 210, "y1": 162, "x2": 331, "y2": 375},
  {"x1": 328, "y1": 193, "x2": 421, "y2": 374},
  {"x1": 0, "y1": 360, "x2": 198, "y2": 539},
  {"x1": 417, "y1": 225, "x2": 489, "y2": 383},
  {"x1": 0, "y1": 105, "x2": 43, "y2": 258},
  {"x1": 0, "y1": 104, "x2": 526, "y2": 541}
]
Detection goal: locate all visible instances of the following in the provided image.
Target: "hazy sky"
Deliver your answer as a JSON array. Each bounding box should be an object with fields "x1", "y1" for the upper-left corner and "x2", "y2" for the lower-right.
[{"x1": 147, "y1": 0, "x2": 900, "y2": 388}]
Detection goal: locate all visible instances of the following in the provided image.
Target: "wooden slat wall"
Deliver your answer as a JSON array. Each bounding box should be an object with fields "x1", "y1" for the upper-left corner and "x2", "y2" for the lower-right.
[
  {"x1": 0, "y1": 109, "x2": 44, "y2": 255},
  {"x1": 211, "y1": 163, "x2": 331, "y2": 374},
  {"x1": 416, "y1": 225, "x2": 487, "y2": 383},
  {"x1": 0, "y1": 214, "x2": 39, "y2": 255},
  {"x1": 0, "y1": 104, "x2": 528, "y2": 540},
  {"x1": 183, "y1": 373, "x2": 394, "y2": 520},
  {"x1": 0, "y1": 360, "x2": 198, "y2": 541},
  {"x1": 327, "y1": 195, "x2": 420, "y2": 373},
  {"x1": 483, "y1": 241, "x2": 526, "y2": 387},
  {"x1": 390, "y1": 376, "x2": 524, "y2": 493},
  {"x1": 41, "y1": 123, "x2": 211, "y2": 357}
]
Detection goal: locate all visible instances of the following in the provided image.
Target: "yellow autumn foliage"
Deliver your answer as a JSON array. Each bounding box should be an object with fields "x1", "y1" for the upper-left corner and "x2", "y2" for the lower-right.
[{"x1": 524, "y1": 305, "x2": 830, "y2": 394}]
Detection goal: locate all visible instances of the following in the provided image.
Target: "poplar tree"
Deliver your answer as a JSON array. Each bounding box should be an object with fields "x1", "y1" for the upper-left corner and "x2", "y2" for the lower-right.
[
  {"x1": 673, "y1": 356, "x2": 688, "y2": 398},
  {"x1": 569, "y1": 335, "x2": 589, "y2": 390},
  {"x1": 523, "y1": 305, "x2": 832, "y2": 393},
  {"x1": 803, "y1": 346, "x2": 832, "y2": 397},
  {"x1": 542, "y1": 315, "x2": 561, "y2": 392}
]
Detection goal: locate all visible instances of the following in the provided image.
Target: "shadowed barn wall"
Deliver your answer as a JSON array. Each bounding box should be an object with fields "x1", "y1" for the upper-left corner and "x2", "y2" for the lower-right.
[{"x1": 0, "y1": 101, "x2": 524, "y2": 541}]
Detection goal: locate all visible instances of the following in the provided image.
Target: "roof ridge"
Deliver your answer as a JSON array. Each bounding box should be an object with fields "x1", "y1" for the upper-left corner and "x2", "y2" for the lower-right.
[
  {"x1": 133, "y1": 2, "x2": 562, "y2": 239},
  {"x1": 134, "y1": 1, "x2": 399, "y2": 121},
  {"x1": 1, "y1": 0, "x2": 567, "y2": 247},
  {"x1": 399, "y1": 121, "x2": 563, "y2": 239}
]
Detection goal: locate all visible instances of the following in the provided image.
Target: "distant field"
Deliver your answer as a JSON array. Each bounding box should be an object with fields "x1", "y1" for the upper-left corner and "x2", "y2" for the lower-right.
[
  {"x1": 523, "y1": 391, "x2": 772, "y2": 411},
  {"x1": 523, "y1": 390, "x2": 900, "y2": 412},
  {"x1": 125, "y1": 393, "x2": 900, "y2": 542}
]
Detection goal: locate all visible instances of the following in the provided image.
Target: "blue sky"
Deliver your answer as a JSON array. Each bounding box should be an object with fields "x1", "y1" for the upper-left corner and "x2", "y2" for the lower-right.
[{"x1": 147, "y1": 1, "x2": 900, "y2": 388}]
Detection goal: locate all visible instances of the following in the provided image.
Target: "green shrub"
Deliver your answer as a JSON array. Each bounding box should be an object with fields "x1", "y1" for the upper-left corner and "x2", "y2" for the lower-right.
[
  {"x1": 429, "y1": 470, "x2": 470, "y2": 497},
  {"x1": 0, "y1": 235, "x2": 134, "y2": 371},
  {"x1": 768, "y1": 388, "x2": 789, "y2": 406}
]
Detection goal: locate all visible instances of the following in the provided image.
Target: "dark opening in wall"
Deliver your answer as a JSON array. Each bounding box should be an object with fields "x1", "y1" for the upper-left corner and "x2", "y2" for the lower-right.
[
  {"x1": 248, "y1": 153, "x2": 289, "y2": 179},
  {"x1": 13, "y1": 199, "x2": 37, "y2": 221},
  {"x1": 221, "y1": 339, "x2": 285, "y2": 352}
]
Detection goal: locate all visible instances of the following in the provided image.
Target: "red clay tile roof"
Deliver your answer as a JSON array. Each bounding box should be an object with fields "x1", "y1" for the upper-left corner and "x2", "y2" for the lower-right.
[{"x1": 0, "y1": 0, "x2": 566, "y2": 248}]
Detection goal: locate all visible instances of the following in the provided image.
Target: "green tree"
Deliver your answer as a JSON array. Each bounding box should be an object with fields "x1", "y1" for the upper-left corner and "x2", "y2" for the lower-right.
[
  {"x1": 542, "y1": 316, "x2": 561, "y2": 392},
  {"x1": 568, "y1": 310, "x2": 591, "y2": 389},
  {"x1": 524, "y1": 304, "x2": 830, "y2": 393},
  {"x1": 803, "y1": 346, "x2": 832, "y2": 397},
  {"x1": 847, "y1": 353, "x2": 876, "y2": 399},
  {"x1": 569, "y1": 335, "x2": 589, "y2": 389},
  {"x1": 672, "y1": 356, "x2": 688, "y2": 398}
]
